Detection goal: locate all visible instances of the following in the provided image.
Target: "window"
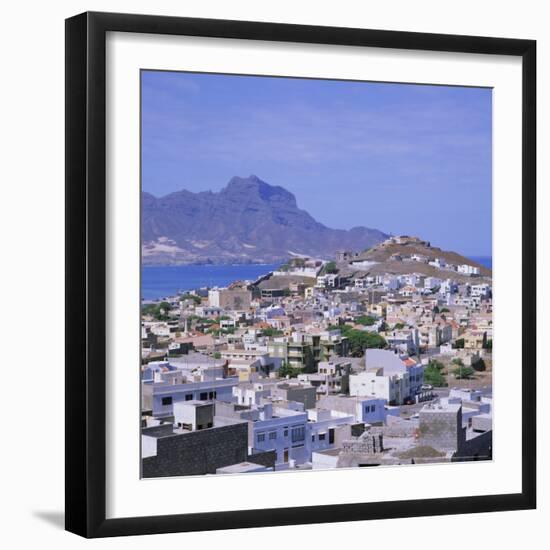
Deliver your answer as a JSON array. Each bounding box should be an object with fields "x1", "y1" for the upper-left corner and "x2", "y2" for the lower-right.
[
  {"x1": 208, "y1": 391, "x2": 216, "y2": 399},
  {"x1": 199, "y1": 392, "x2": 208, "y2": 400},
  {"x1": 161, "y1": 396, "x2": 172, "y2": 406},
  {"x1": 185, "y1": 394, "x2": 193, "y2": 401},
  {"x1": 319, "y1": 432, "x2": 326, "y2": 441},
  {"x1": 283, "y1": 427, "x2": 288, "y2": 437},
  {"x1": 311, "y1": 434, "x2": 315, "y2": 442},
  {"x1": 371, "y1": 404, "x2": 376, "y2": 411},
  {"x1": 365, "y1": 405, "x2": 370, "y2": 413},
  {"x1": 329, "y1": 428, "x2": 335, "y2": 444},
  {"x1": 269, "y1": 432, "x2": 277, "y2": 440},
  {"x1": 291, "y1": 426, "x2": 305, "y2": 443},
  {"x1": 257, "y1": 433, "x2": 266, "y2": 443}
]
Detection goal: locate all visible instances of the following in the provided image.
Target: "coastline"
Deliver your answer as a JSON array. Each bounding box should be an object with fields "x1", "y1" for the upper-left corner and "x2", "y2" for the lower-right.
[{"x1": 141, "y1": 262, "x2": 280, "y2": 301}]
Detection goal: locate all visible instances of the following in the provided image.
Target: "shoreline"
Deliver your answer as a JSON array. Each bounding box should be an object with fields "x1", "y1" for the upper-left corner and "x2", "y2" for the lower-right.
[{"x1": 141, "y1": 262, "x2": 280, "y2": 302}]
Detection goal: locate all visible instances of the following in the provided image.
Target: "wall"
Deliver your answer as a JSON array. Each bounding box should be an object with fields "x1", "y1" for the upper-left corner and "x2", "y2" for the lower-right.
[
  {"x1": 247, "y1": 449, "x2": 277, "y2": 470},
  {"x1": 142, "y1": 422, "x2": 249, "y2": 477},
  {"x1": 419, "y1": 407, "x2": 463, "y2": 451},
  {"x1": 453, "y1": 430, "x2": 493, "y2": 462},
  {"x1": 1, "y1": 0, "x2": 548, "y2": 548}
]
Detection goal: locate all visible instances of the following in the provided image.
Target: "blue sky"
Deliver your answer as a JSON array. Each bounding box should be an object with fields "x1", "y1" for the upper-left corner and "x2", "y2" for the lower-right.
[{"x1": 142, "y1": 71, "x2": 492, "y2": 256}]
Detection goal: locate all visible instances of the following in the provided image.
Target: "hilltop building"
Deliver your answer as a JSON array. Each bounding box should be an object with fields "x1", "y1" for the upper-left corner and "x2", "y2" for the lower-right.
[{"x1": 208, "y1": 287, "x2": 252, "y2": 310}]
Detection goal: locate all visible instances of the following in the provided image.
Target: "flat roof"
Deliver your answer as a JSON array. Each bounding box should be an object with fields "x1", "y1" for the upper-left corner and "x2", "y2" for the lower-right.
[
  {"x1": 175, "y1": 399, "x2": 213, "y2": 407},
  {"x1": 312, "y1": 448, "x2": 341, "y2": 457},
  {"x1": 421, "y1": 402, "x2": 461, "y2": 413},
  {"x1": 216, "y1": 462, "x2": 267, "y2": 474}
]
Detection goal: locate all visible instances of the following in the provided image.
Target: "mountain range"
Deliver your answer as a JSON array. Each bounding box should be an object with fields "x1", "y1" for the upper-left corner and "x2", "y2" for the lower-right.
[{"x1": 142, "y1": 175, "x2": 389, "y2": 265}]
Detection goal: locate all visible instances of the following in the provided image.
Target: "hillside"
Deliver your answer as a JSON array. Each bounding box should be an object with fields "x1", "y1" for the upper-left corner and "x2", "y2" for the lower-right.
[
  {"x1": 142, "y1": 175, "x2": 389, "y2": 265},
  {"x1": 338, "y1": 236, "x2": 492, "y2": 281}
]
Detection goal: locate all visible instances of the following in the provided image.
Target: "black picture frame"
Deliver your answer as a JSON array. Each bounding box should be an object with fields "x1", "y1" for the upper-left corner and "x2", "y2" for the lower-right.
[{"x1": 65, "y1": 11, "x2": 536, "y2": 538}]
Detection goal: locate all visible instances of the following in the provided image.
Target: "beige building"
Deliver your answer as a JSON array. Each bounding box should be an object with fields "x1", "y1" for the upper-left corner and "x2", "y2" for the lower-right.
[
  {"x1": 463, "y1": 330, "x2": 488, "y2": 349},
  {"x1": 208, "y1": 288, "x2": 252, "y2": 310}
]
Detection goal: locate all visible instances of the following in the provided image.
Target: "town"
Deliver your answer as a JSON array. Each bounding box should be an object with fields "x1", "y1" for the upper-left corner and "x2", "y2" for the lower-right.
[{"x1": 141, "y1": 236, "x2": 493, "y2": 477}]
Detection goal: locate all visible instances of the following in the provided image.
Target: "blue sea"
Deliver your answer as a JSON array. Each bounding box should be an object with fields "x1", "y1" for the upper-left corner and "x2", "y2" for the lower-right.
[
  {"x1": 142, "y1": 263, "x2": 280, "y2": 301},
  {"x1": 469, "y1": 256, "x2": 492, "y2": 270}
]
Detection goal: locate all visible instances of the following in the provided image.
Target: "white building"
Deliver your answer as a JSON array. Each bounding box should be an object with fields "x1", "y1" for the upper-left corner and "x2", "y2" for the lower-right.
[
  {"x1": 173, "y1": 400, "x2": 214, "y2": 431},
  {"x1": 470, "y1": 283, "x2": 491, "y2": 298},
  {"x1": 385, "y1": 328, "x2": 419, "y2": 354},
  {"x1": 383, "y1": 276, "x2": 401, "y2": 291},
  {"x1": 195, "y1": 305, "x2": 224, "y2": 318},
  {"x1": 457, "y1": 264, "x2": 481, "y2": 276},
  {"x1": 439, "y1": 279, "x2": 458, "y2": 295},
  {"x1": 214, "y1": 400, "x2": 309, "y2": 469},
  {"x1": 307, "y1": 408, "x2": 356, "y2": 455},
  {"x1": 429, "y1": 258, "x2": 447, "y2": 269},
  {"x1": 411, "y1": 253, "x2": 429, "y2": 263},
  {"x1": 354, "y1": 277, "x2": 375, "y2": 289},
  {"x1": 233, "y1": 383, "x2": 272, "y2": 407},
  {"x1": 401, "y1": 274, "x2": 421, "y2": 287},
  {"x1": 250, "y1": 405, "x2": 309, "y2": 468},
  {"x1": 317, "y1": 395, "x2": 390, "y2": 424},
  {"x1": 442, "y1": 388, "x2": 493, "y2": 428},
  {"x1": 315, "y1": 274, "x2": 340, "y2": 289},
  {"x1": 349, "y1": 349, "x2": 424, "y2": 405},
  {"x1": 424, "y1": 276, "x2": 442, "y2": 289},
  {"x1": 144, "y1": 377, "x2": 238, "y2": 417}
]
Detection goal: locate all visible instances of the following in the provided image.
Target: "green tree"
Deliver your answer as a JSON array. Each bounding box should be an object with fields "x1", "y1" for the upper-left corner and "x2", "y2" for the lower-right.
[
  {"x1": 453, "y1": 338, "x2": 465, "y2": 349},
  {"x1": 180, "y1": 293, "x2": 201, "y2": 305},
  {"x1": 262, "y1": 328, "x2": 284, "y2": 338},
  {"x1": 346, "y1": 329, "x2": 386, "y2": 356},
  {"x1": 472, "y1": 357, "x2": 486, "y2": 372},
  {"x1": 141, "y1": 304, "x2": 157, "y2": 316},
  {"x1": 356, "y1": 315, "x2": 377, "y2": 326},
  {"x1": 453, "y1": 365, "x2": 475, "y2": 379},
  {"x1": 393, "y1": 322, "x2": 405, "y2": 330},
  {"x1": 213, "y1": 352, "x2": 221, "y2": 359},
  {"x1": 201, "y1": 318, "x2": 215, "y2": 324},
  {"x1": 429, "y1": 359, "x2": 446, "y2": 371},
  {"x1": 141, "y1": 301, "x2": 172, "y2": 321},
  {"x1": 324, "y1": 261, "x2": 338, "y2": 274},
  {"x1": 484, "y1": 339, "x2": 493, "y2": 350},
  {"x1": 278, "y1": 361, "x2": 303, "y2": 379},
  {"x1": 423, "y1": 360, "x2": 447, "y2": 387}
]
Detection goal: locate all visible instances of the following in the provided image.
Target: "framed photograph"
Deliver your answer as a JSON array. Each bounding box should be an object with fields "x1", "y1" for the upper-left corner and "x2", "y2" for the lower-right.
[{"x1": 65, "y1": 11, "x2": 536, "y2": 538}]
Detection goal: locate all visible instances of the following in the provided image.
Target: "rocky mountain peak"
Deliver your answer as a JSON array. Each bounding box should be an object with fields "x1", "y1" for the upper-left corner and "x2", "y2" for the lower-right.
[
  {"x1": 141, "y1": 176, "x2": 389, "y2": 265},
  {"x1": 222, "y1": 175, "x2": 297, "y2": 207}
]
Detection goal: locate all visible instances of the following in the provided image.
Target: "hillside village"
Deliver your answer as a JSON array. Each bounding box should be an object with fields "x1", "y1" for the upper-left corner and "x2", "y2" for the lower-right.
[{"x1": 141, "y1": 236, "x2": 493, "y2": 477}]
